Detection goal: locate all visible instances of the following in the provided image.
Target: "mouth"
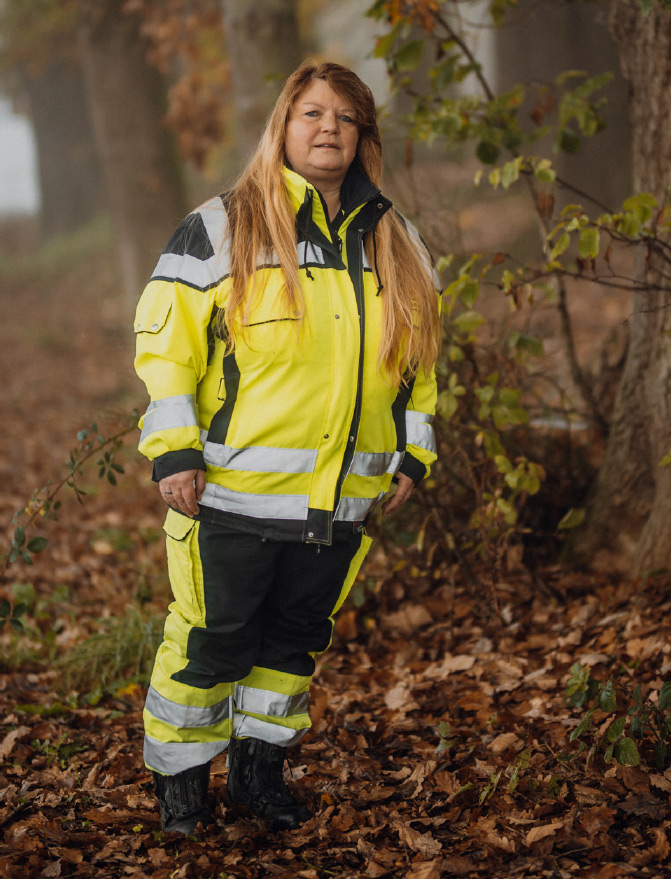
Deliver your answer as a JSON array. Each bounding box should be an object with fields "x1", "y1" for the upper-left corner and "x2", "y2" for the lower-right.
[{"x1": 315, "y1": 143, "x2": 340, "y2": 149}]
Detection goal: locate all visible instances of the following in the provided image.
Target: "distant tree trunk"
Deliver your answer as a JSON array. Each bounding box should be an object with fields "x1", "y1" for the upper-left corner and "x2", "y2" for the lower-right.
[
  {"x1": 221, "y1": 0, "x2": 304, "y2": 166},
  {"x1": 76, "y1": 0, "x2": 185, "y2": 314},
  {"x1": 22, "y1": 59, "x2": 103, "y2": 236},
  {"x1": 494, "y1": 0, "x2": 631, "y2": 211},
  {"x1": 568, "y1": 1, "x2": 671, "y2": 576}
]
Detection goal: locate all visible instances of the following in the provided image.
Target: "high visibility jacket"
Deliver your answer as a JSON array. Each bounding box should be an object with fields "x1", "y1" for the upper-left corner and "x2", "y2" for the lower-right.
[{"x1": 134, "y1": 164, "x2": 439, "y2": 545}]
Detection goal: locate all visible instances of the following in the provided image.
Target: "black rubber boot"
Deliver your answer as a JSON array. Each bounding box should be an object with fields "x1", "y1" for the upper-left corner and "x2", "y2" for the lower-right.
[
  {"x1": 227, "y1": 737, "x2": 311, "y2": 831},
  {"x1": 151, "y1": 762, "x2": 212, "y2": 834}
]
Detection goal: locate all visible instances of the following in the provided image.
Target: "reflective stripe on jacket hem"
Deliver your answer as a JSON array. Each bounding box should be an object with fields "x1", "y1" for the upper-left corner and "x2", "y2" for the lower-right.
[
  {"x1": 204, "y1": 442, "x2": 318, "y2": 474},
  {"x1": 199, "y1": 483, "x2": 309, "y2": 520}
]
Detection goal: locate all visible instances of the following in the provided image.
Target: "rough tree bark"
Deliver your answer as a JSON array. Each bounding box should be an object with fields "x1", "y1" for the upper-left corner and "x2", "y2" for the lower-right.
[
  {"x1": 76, "y1": 0, "x2": 185, "y2": 314},
  {"x1": 221, "y1": 0, "x2": 305, "y2": 166},
  {"x1": 568, "y1": 0, "x2": 671, "y2": 575}
]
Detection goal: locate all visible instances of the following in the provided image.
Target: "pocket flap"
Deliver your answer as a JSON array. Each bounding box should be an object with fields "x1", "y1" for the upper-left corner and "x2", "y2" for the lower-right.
[
  {"x1": 163, "y1": 508, "x2": 196, "y2": 540},
  {"x1": 134, "y1": 294, "x2": 172, "y2": 334}
]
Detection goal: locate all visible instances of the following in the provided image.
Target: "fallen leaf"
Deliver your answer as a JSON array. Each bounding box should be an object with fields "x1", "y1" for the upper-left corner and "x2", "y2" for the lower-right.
[
  {"x1": 526, "y1": 821, "x2": 563, "y2": 846},
  {"x1": 0, "y1": 726, "x2": 30, "y2": 760},
  {"x1": 489, "y1": 732, "x2": 519, "y2": 754}
]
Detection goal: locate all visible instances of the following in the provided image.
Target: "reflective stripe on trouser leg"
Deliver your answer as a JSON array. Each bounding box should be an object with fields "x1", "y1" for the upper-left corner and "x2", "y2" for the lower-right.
[
  {"x1": 143, "y1": 514, "x2": 233, "y2": 775},
  {"x1": 233, "y1": 533, "x2": 373, "y2": 745}
]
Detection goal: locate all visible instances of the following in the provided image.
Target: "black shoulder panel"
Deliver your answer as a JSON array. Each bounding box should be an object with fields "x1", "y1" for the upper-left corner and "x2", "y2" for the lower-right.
[{"x1": 163, "y1": 212, "x2": 215, "y2": 261}]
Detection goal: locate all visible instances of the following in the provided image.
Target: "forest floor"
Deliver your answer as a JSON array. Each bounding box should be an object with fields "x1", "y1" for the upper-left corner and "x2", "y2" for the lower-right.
[{"x1": 1, "y1": 219, "x2": 670, "y2": 879}]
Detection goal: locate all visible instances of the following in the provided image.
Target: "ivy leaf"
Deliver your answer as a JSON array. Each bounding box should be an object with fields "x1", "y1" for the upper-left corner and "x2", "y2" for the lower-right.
[{"x1": 606, "y1": 716, "x2": 626, "y2": 742}]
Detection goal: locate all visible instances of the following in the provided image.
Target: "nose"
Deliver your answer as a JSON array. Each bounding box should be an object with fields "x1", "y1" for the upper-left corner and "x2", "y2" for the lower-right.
[{"x1": 321, "y1": 111, "x2": 338, "y2": 133}]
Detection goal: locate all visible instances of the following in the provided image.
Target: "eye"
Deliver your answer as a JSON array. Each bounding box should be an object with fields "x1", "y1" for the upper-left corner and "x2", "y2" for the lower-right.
[
  {"x1": 305, "y1": 110, "x2": 319, "y2": 118},
  {"x1": 339, "y1": 114, "x2": 354, "y2": 123}
]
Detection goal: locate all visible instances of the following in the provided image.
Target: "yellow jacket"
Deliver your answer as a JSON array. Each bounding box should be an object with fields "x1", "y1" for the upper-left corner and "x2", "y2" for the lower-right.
[{"x1": 134, "y1": 164, "x2": 438, "y2": 544}]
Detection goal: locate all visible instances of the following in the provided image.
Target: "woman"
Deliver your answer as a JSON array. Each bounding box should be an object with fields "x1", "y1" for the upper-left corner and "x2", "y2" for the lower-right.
[{"x1": 134, "y1": 60, "x2": 441, "y2": 835}]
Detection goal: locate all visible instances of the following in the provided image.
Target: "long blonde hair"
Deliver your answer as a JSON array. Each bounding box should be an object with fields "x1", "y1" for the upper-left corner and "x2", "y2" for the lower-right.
[{"x1": 222, "y1": 60, "x2": 440, "y2": 384}]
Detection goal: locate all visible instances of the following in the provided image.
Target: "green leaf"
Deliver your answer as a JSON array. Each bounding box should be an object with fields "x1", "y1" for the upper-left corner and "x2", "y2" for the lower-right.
[
  {"x1": 569, "y1": 708, "x2": 594, "y2": 742},
  {"x1": 599, "y1": 681, "x2": 617, "y2": 713},
  {"x1": 0, "y1": 598, "x2": 10, "y2": 618},
  {"x1": 9, "y1": 618, "x2": 24, "y2": 633},
  {"x1": 476, "y1": 142, "x2": 500, "y2": 165},
  {"x1": 12, "y1": 602, "x2": 27, "y2": 619},
  {"x1": 107, "y1": 471, "x2": 117, "y2": 486},
  {"x1": 578, "y1": 226, "x2": 600, "y2": 259},
  {"x1": 606, "y1": 716, "x2": 626, "y2": 743},
  {"x1": 453, "y1": 310, "x2": 485, "y2": 335},
  {"x1": 395, "y1": 40, "x2": 424, "y2": 72},
  {"x1": 558, "y1": 508, "x2": 586, "y2": 530},
  {"x1": 655, "y1": 740, "x2": 668, "y2": 769},
  {"x1": 13, "y1": 527, "x2": 26, "y2": 548},
  {"x1": 614, "y1": 737, "x2": 640, "y2": 766},
  {"x1": 509, "y1": 332, "x2": 544, "y2": 357},
  {"x1": 558, "y1": 127, "x2": 581, "y2": 154},
  {"x1": 501, "y1": 157, "x2": 522, "y2": 189},
  {"x1": 658, "y1": 681, "x2": 671, "y2": 711},
  {"x1": 550, "y1": 232, "x2": 570, "y2": 261},
  {"x1": 640, "y1": 0, "x2": 654, "y2": 16},
  {"x1": 27, "y1": 537, "x2": 48, "y2": 554}
]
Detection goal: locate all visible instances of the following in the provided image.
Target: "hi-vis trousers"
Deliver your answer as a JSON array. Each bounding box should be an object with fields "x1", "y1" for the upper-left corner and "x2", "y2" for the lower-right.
[{"x1": 144, "y1": 509, "x2": 371, "y2": 775}]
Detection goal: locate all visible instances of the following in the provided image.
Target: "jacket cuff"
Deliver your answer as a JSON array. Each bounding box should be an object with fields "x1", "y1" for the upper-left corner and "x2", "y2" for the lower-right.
[
  {"x1": 397, "y1": 451, "x2": 427, "y2": 486},
  {"x1": 152, "y1": 449, "x2": 207, "y2": 482}
]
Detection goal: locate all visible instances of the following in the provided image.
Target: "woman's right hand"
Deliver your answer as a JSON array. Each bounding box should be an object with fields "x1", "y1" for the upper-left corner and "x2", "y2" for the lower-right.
[{"x1": 159, "y1": 469, "x2": 207, "y2": 517}]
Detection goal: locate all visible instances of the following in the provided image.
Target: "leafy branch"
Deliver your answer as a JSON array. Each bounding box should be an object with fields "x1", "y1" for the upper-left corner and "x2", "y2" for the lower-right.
[{"x1": 0, "y1": 410, "x2": 139, "y2": 628}]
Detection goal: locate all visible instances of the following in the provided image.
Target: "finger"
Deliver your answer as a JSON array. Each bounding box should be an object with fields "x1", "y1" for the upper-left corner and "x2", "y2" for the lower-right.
[
  {"x1": 195, "y1": 470, "x2": 207, "y2": 499},
  {"x1": 181, "y1": 483, "x2": 200, "y2": 516}
]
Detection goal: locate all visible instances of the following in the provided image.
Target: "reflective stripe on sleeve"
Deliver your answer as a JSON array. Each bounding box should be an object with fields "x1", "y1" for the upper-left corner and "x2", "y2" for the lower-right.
[
  {"x1": 140, "y1": 394, "x2": 199, "y2": 441},
  {"x1": 145, "y1": 686, "x2": 232, "y2": 730},
  {"x1": 199, "y1": 483, "x2": 309, "y2": 520},
  {"x1": 406, "y1": 410, "x2": 436, "y2": 454},
  {"x1": 234, "y1": 685, "x2": 309, "y2": 718},
  {"x1": 143, "y1": 735, "x2": 229, "y2": 775},
  {"x1": 204, "y1": 442, "x2": 318, "y2": 474}
]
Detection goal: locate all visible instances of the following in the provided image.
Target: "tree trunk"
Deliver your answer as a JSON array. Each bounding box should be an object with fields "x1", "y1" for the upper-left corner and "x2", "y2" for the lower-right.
[
  {"x1": 221, "y1": 0, "x2": 304, "y2": 167},
  {"x1": 76, "y1": 0, "x2": 185, "y2": 314},
  {"x1": 22, "y1": 59, "x2": 104, "y2": 236},
  {"x1": 568, "y1": 1, "x2": 671, "y2": 576}
]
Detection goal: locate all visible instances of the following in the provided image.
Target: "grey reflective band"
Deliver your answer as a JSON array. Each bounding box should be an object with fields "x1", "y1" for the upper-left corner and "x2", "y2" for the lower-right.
[
  {"x1": 145, "y1": 686, "x2": 232, "y2": 730},
  {"x1": 233, "y1": 715, "x2": 308, "y2": 746},
  {"x1": 297, "y1": 241, "x2": 325, "y2": 265},
  {"x1": 386, "y1": 449, "x2": 405, "y2": 475},
  {"x1": 140, "y1": 394, "x2": 199, "y2": 441},
  {"x1": 199, "y1": 483, "x2": 309, "y2": 520},
  {"x1": 152, "y1": 251, "x2": 225, "y2": 291},
  {"x1": 234, "y1": 685, "x2": 309, "y2": 718},
  {"x1": 144, "y1": 735, "x2": 229, "y2": 776},
  {"x1": 204, "y1": 442, "x2": 318, "y2": 474},
  {"x1": 349, "y1": 451, "x2": 393, "y2": 477},
  {"x1": 406, "y1": 410, "x2": 434, "y2": 424},
  {"x1": 335, "y1": 492, "x2": 386, "y2": 522},
  {"x1": 406, "y1": 420, "x2": 437, "y2": 454}
]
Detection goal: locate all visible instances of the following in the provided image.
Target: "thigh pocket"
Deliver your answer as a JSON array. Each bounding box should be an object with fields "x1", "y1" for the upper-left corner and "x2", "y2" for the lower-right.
[{"x1": 163, "y1": 509, "x2": 205, "y2": 623}]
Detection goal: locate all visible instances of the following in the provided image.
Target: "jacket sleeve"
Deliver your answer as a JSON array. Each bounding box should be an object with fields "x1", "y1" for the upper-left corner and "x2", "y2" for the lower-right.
[
  {"x1": 133, "y1": 204, "x2": 227, "y2": 480},
  {"x1": 396, "y1": 218, "x2": 441, "y2": 485},
  {"x1": 398, "y1": 362, "x2": 438, "y2": 484}
]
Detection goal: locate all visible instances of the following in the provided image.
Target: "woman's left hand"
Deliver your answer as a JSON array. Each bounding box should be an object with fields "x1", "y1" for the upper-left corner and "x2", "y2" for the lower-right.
[{"x1": 381, "y1": 472, "x2": 415, "y2": 515}]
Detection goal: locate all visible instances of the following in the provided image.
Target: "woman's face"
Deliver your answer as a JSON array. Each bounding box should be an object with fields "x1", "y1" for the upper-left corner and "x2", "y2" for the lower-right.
[{"x1": 284, "y1": 79, "x2": 359, "y2": 191}]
